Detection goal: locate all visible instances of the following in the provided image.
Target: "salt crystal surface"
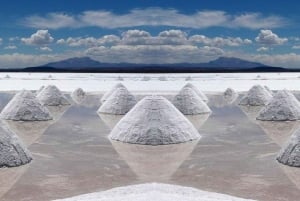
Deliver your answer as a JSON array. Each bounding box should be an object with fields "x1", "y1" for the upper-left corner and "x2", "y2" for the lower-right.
[
  {"x1": 37, "y1": 85, "x2": 71, "y2": 106},
  {"x1": 277, "y1": 127, "x2": 300, "y2": 167},
  {"x1": 109, "y1": 96, "x2": 200, "y2": 145},
  {"x1": 98, "y1": 87, "x2": 137, "y2": 115},
  {"x1": 101, "y1": 83, "x2": 125, "y2": 103},
  {"x1": 257, "y1": 90, "x2": 300, "y2": 121},
  {"x1": 0, "y1": 122, "x2": 32, "y2": 168},
  {"x1": 173, "y1": 87, "x2": 211, "y2": 115},
  {"x1": 0, "y1": 90, "x2": 53, "y2": 121},
  {"x1": 53, "y1": 183, "x2": 256, "y2": 201},
  {"x1": 184, "y1": 83, "x2": 208, "y2": 102},
  {"x1": 239, "y1": 85, "x2": 272, "y2": 106}
]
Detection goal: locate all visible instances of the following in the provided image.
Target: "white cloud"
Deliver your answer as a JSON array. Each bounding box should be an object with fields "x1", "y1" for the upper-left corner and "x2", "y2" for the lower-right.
[
  {"x1": 189, "y1": 35, "x2": 252, "y2": 47},
  {"x1": 57, "y1": 35, "x2": 120, "y2": 47},
  {"x1": 4, "y1": 45, "x2": 17, "y2": 50},
  {"x1": 21, "y1": 30, "x2": 54, "y2": 46},
  {"x1": 0, "y1": 38, "x2": 2, "y2": 45},
  {"x1": 257, "y1": 47, "x2": 269, "y2": 52},
  {"x1": 255, "y1": 29, "x2": 287, "y2": 45},
  {"x1": 23, "y1": 8, "x2": 287, "y2": 30},
  {"x1": 292, "y1": 45, "x2": 300, "y2": 49},
  {"x1": 40, "y1": 47, "x2": 52, "y2": 52},
  {"x1": 9, "y1": 37, "x2": 19, "y2": 42}
]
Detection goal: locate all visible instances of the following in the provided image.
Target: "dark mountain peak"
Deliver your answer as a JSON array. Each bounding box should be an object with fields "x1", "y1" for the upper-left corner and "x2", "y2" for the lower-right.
[
  {"x1": 45, "y1": 57, "x2": 102, "y2": 68},
  {"x1": 208, "y1": 57, "x2": 266, "y2": 68}
]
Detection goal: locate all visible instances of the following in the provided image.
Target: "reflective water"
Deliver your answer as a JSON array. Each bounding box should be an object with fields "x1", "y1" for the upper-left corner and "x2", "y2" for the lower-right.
[{"x1": 0, "y1": 93, "x2": 299, "y2": 201}]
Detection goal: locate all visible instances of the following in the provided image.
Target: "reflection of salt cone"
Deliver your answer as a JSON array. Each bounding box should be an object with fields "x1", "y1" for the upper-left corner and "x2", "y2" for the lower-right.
[
  {"x1": 111, "y1": 140, "x2": 198, "y2": 182},
  {"x1": 257, "y1": 121, "x2": 300, "y2": 146},
  {"x1": 3, "y1": 120, "x2": 53, "y2": 146},
  {"x1": 0, "y1": 165, "x2": 29, "y2": 198},
  {"x1": 98, "y1": 114, "x2": 124, "y2": 129},
  {"x1": 279, "y1": 164, "x2": 300, "y2": 190},
  {"x1": 239, "y1": 105, "x2": 263, "y2": 122},
  {"x1": 47, "y1": 105, "x2": 71, "y2": 122},
  {"x1": 185, "y1": 114, "x2": 210, "y2": 130}
]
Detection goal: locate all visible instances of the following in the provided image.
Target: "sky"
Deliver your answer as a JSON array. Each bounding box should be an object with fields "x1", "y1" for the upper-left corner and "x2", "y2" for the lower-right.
[{"x1": 0, "y1": 0, "x2": 300, "y2": 68}]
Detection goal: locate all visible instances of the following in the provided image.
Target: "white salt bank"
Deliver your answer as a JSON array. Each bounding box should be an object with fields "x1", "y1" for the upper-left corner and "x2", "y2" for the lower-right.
[
  {"x1": 0, "y1": 123, "x2": 32, "y2": 167},
  {"x1": 53, "y1": 183, "x2": 256, "y2": 201},
  {"x1": 239, "y1": 85, "x2": 272, "y2": 106},
  {"x1": 0, "y1": 90, "x2": 53, "y2": 121},
  {"x1": 257, "y1": 90, "x2": 300, "y2": 121},
  {"x1": 277, "y1": 127, "x2": 300, "y2": 167},
  {"x1": 109, "y1": 96, "x2": 200, "y2": 145},
  {"x1": 173, "y1": 87, "x2": 211, "y2": 115},
  {"x1": 184, "y1": 83, "x2": 208, "y2": 102},
  {"x1": 101, "y1": 83, "x2": 125, "y2": 103},
  {"x1": 98, "y1": 87, "x2": 137, "y2": 115},
  {"x1": 71, "y1": 88, "x2": 86, "y2": 104},
  {"x1": 37, "y1": 85, "x2": 71, "y2": 106}
]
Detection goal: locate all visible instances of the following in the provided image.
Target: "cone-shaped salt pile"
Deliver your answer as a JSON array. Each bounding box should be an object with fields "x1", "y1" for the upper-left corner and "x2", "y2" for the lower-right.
[
  {"x1": 224, "y1": 88, "x2": 237, "y2": 98},
  {"x1": 37, "y1": 85, "x2": 71, "y2": 106},
  {"x1": 109, "y1": 96, "x2": 200, "y2": 145},
  {"x1": 239, "y1": 85, "x2": 272, "y2": 106},
  {"x1": 172, "y1": 87, "x2": 211, "y2": 115},
  {"x1": 184, "y1": 83, "x2": 208, "y2": 102},
  {"x1": 264, "y1": 85, "x2": 273, "y2": 95},
  {"x1": 0, "y1": 90, "x2": 53, "y2": 121},
  {"x1": 277, "y1": 128, "x2": 300, "y2": 167},
  {"x1": 98, "y1": 87, "x2": 137, "y2": 115},
  {"x1": 71, "y1": 88, "x2": 86, "y2": 104},
  {"x1": 101, "y1": 83, "x2": 125, "y2": 103},
  {"x1": 0, "y1": 123, "x2": 32, "y2": 167},
  {"x1": 256, "y1": 90, "x2": 300, "y2": 121}
]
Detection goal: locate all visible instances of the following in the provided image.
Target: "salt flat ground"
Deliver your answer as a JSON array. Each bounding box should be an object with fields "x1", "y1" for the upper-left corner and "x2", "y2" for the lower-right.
[{"x1": 0, "y1": 90, "x2": 299, "y2": 201}]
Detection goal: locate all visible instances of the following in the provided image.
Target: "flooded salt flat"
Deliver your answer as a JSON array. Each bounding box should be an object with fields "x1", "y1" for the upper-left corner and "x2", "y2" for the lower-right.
[{"x1": 0, "y1": 92, "x2": 300, "y2": 201}]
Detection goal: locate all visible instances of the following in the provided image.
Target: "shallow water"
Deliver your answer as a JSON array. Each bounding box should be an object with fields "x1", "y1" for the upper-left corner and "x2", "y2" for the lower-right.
[{"x1": 0, "y1": 93, "x2": 299, "y2": 201}]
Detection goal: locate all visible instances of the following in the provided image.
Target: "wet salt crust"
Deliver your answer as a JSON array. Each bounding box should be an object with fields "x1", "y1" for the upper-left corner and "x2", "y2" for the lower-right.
[
  {"x1": 109, "y1": 96, "x2": 200, "y2": 145},
  {"x1": 37, "y1": 85, "x2": 71, "y2": 106},
  {"x1": 277, "y1": 127, "x2": 300, "y2": 167},
  {"x1": 172, "y1": 86, "x2": 211, "y2": 115},
  {"x1": 53, "y1": 183, "x2": 256, "y2": 201},
  {"x1": 98, "y1": 86, "x2": 137, "y2": 115},
  {"x1": 0, "y1": 90, "x2": 52, "y2": 121},
  {"x1": 0, "y1": 122, "x2": 32, "y2": 168},
  {"x1": 257, "y1": 90, "x2": 300, "y2": 121},
  {"x1": 239, "y1": 85, "x2": 272, "y2": 106}
]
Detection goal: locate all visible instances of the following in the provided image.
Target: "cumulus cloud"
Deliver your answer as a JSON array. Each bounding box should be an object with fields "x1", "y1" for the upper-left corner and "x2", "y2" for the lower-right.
[
  {"x1": 23, "y1": 8, "x2": 287, "y2": 30},
  {"x1": 255, "y1": 29, "x2": 287, "y2": 45},
  {"x1": 4, "y1": 45, "x2": 17, "y2": 50},
  {"x1": 40, "y1": 47, "x2": 52, "y2": 52},
  {"x1": 57, "y1": 35, "x2": 120, "y2": 47},
  {"x1": 0, "y1": 38, "x2": 3, "y2": 45},
  {"x1": 21, "y1": 30, "x2": 54, "y2": 46},
  {"x1": 257, "y1": 47, "x2": 269, "y2": 52},
  {"x1": 189, "y1": 35, "x2": 252, "y2": 47},
  {"x1": 292, "y1": 45, "x2": 300, "y2": 49}
]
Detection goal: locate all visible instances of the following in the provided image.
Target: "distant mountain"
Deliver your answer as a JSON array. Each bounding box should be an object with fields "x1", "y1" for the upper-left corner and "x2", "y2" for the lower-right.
[{"x1": 13, "y1": 56, "x2": 294, "y2": 73}]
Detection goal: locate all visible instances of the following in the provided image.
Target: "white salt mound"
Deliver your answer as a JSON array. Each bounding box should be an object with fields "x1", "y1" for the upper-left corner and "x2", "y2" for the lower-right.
[
  {"x1": 53, "y1": 183, "x2": 256, "y2": 201},
  {"x1": 98, "y1": 87, "x2": 137, "y2": 115},
  {"x1": 109, "y1": 96, "x2": 200, "y2": 145},
  {"x1": 239, "y1": 85, "x2": 272, "y2": 106},
  {"x1": 101, "y1": 83, "x2": 125, "y2": 103},
  {"x1": 0, "y1": 90, "x2": 53, "y2": 121},
  {"x1": 37, "y1": 85, "x2": 71, "y2": 106},
  {"x1": 71, "y1": 88, "x2": 86, "y2": 104},
  {"x1": 224, "y1": 87, "x2": 237, "y2": 98},
  {"x1": 264, "y1": 85, "x2": 273, "y2": 95},
  {"x1": 173, "y1": 87, "x2": 211, "y2": 115},
  {"x1": 277, "y1": 128, "x2": 300, "y2": 167},
  {"x1": 184, "y1": 83, "x2": 208, "y2": 102},
  {"x1": 0, "y1": 123, "x2": 32, "y2": 168},
  {"x1": 257, "y1": 90, "x2": 300, "y2": 121}
]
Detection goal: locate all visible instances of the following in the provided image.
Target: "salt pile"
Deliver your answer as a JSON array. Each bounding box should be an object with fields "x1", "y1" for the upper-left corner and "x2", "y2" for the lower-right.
[
  {"x1": 101, "y1": 83, "x2": 125, "y2": 103},
  {"x1": 109, "y1": 96, "x2": 200, "y2": 145},
  {"x1": 257, "y1": 90, "x2": 300, "y2": 121},
  {"x1": 71, "y1": 88, "x2": 86, "y2": 104},
  {"x1": 264, "y1": 85, "x2": 273, "y2": 95},
  {"x1": 172, "y1": 87, "x2": 211, "y2": 115},
  {"x1": 37, "y1": 85, "x2": 71, "y2": 106},
  {"x1": 184, "y1": 83, "x2": 208, "y2": 102},
  {"x1": 0, "y1": 123, "x2": 32, "y2": 167},
  {"x1": 53, "y1": 183, "x2": 256, "y2": 201},
  {"x1": 98, "y1": 87, "x2": 137, "y2": 115},
  {"x1": 224, "y1": 88, "x2": 238, "y2": 99},
  {"x1": 0, "y1": 90, "x2": 53, "y2": 121},
  {"x1": 277, "y1": 128, "x2": 300, "y2": 167},
  {"x1": 239, "y1": 85, "x2": 272, "y2": 106}
]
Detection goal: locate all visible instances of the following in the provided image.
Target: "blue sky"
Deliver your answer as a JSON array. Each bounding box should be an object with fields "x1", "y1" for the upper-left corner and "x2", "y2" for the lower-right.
[{"x1": 0, "y1": 0, "x2": 300, "y2": 68}]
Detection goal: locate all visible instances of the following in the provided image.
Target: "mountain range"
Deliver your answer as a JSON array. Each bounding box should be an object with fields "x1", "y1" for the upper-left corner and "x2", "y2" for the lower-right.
[{"x1": 1, "y1": 56, "x2": 295, "y2": 73}]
